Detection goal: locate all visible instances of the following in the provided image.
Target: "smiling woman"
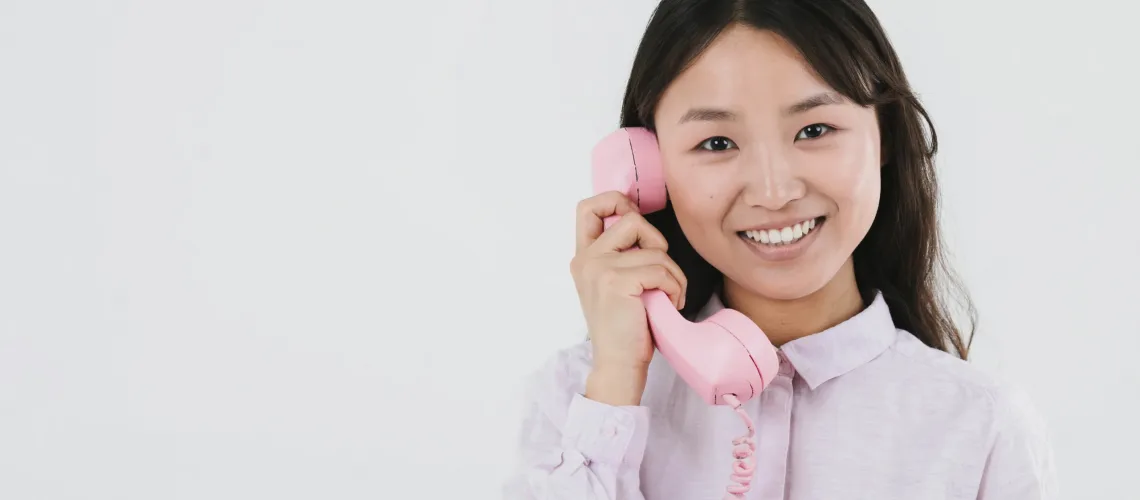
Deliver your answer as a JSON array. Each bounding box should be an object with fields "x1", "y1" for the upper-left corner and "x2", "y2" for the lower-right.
[
  {"x1": 504, "y1": 1, "x2": 1057, "y2": 499},
  {"x1": 652, "y1": 27, "x2": 887, "y2": 338}
]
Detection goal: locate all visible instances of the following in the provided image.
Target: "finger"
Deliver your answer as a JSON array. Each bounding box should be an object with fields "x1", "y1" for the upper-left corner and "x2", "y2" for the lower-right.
[
  {"x1": 607, "y1": 249, "x2": 687, "y2": 308},
  {"x1": 615, "y1": 264, "x2": 685, "y2": 310},
  {"x1": 575, "y1": 191, "x2": 640, "y2": 253},
  {"x1": 589, "y1": 211, "x2": 669, "y2": 256}
]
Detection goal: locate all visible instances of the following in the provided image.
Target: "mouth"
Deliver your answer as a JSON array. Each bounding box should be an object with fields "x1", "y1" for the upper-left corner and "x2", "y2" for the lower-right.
[{"x1": 736, "y1": 216, "x2": 826, "y2": 261}]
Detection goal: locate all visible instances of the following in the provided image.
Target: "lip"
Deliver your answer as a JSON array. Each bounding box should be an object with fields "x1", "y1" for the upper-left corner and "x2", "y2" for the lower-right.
[{"x1": 737, "y1": 217, "x2": 825, "y2": 262}]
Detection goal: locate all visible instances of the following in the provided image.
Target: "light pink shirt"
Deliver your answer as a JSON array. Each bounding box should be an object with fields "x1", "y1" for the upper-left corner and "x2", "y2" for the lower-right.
[{"x1": 503, "y1": 292, "x2": 1058, "y2": 499}]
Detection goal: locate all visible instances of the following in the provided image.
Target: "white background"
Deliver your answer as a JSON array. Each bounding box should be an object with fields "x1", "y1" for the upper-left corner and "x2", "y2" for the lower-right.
[{"x1": 1, "y1": 0, "x2": 1136, "y2": 498}]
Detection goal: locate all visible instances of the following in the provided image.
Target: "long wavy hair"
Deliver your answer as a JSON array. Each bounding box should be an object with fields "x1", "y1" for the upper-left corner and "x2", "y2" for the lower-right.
[{"x1": 619, "y1": 0, "x2": 976, "y2": 358}]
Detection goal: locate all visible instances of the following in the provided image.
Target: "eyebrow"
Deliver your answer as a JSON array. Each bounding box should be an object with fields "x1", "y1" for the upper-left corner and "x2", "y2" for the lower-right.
[
  {"x1": 677, "y1": 107, "x2": 738, "y2": 124},
  {"x1": 783, "y1": 92, "x2": 845, "y2": 115},
  {"x1": 676, "y1": 92, "x2": 846, "y2": 125}
]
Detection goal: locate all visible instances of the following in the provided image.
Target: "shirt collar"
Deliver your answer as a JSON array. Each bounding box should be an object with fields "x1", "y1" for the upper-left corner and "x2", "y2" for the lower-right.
[{"x1": 695, "y1": 291, "x2": 898, "y2": 390}]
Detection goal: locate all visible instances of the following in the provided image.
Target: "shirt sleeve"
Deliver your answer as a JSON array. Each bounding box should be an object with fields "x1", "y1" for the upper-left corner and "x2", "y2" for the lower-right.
[
  {"x1": 502, "y1": 343, "x2": 650, "y2": 500},
  {"x1": 976, "y1": 385, "x2": 1059, "y2": 499}
]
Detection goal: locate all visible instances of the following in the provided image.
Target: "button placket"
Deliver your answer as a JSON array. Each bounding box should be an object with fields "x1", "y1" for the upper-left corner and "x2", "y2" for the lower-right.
[{"x1": 753, "y1": 350, "x2": 795, "y2": 500}]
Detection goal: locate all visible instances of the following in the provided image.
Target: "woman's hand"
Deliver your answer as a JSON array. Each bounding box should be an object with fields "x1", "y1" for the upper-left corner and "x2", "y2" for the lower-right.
[{"x1": 569, "y1": 191, "x2": 687, "y2": 406}]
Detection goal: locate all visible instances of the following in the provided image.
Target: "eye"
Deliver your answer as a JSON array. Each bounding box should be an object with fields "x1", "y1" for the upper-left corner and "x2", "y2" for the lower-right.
[
  {"x1": 697, "y1": 136, "x2": 737, "y2": 152},
  {"x1": 795, "y1": 124, "x2": 834, "y2": 141}
]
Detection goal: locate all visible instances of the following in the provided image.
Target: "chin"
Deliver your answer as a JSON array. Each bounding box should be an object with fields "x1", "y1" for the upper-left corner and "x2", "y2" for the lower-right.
[
  {"x1": 744, "y1": 274, "x2": 831, "y2": 301},
  {"x1": 726, "y1": 260, "x2": 842, "y2": 302}
]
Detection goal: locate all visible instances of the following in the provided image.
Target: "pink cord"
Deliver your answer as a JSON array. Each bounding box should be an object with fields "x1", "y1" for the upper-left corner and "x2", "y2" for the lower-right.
[{"x1": 720, "y1": 394, "x2": 755, "y2": 499}]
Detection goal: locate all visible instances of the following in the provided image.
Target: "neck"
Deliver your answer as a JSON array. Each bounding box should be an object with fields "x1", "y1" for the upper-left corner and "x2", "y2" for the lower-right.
[{"x1": 722, "y1": 258, "x2": 864, "y2": 347}]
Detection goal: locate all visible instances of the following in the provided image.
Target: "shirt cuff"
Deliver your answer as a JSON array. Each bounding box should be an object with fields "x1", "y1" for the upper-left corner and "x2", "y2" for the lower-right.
[{"x1": 561, "y1": 393, "x2": 650, "y2": 470}]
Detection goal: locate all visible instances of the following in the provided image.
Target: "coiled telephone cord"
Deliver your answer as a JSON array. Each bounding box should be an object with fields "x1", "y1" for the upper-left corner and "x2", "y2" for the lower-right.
[{"x1": 720, "y1": 393, "x2": 756, "y2": 499}]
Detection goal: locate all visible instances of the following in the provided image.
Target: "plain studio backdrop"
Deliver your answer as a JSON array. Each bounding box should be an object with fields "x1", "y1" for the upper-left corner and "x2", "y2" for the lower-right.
[{"x1": 1, "y1": 0, "x2": 1137, "y2": 498}]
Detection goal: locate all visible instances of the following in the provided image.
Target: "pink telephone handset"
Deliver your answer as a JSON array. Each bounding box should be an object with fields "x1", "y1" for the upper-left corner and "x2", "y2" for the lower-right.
[{"x1": 591, "y1": 127, "x2": 781, "y2": 499}]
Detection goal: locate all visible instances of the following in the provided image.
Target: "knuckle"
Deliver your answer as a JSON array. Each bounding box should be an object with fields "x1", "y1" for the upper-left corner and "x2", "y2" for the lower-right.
[
  {"x1": 598, "y1": 191, "x2": 624, "y2": 210},
  {"x1": 623, "y1": 213, "x2": 645, "y2": 231},
  {"x1": 575, "y1": 197, "x2": 593, "y2": 216},
  {"x1": 614, "y1": 213, "x2": 636, "y2": 232},
  {"x1": 639, "y1": 221, "x2": 663, "y2": 241}
]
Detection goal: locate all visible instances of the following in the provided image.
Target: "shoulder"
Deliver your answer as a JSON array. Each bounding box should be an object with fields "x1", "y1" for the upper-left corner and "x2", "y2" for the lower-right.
[
  {"x1": 888, "y1": 331, "x2": 1016, "y2": 399},
  {"x1": 886, "y1": 332, "x2": 1062, "y2": 496},
  {"x1": 881, "y1": 333, "x2": 1059, "y2": 496},
  {"x1": 887, "y1": 331, "x2": 1054, "y2": 446}
]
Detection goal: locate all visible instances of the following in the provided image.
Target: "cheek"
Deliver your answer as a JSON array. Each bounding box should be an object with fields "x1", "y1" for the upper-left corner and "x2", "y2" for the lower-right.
[
  {"x1": 663, "y1": 157, "x2": 734, "y2": 233},
  {"x1": 814, "y1": 134, "x2": 881, "y2": 229}
]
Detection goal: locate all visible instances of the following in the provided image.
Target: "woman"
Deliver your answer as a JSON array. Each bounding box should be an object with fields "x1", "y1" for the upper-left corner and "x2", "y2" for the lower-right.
[{"x1": 505, "y1": 0, "x2": 1056, "y2": 498}]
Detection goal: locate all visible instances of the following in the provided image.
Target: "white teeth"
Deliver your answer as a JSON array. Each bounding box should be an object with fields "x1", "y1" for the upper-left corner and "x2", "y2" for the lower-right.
[
  {"x1": 780, "y1": 227, "x2": 793, "y2": 242},
  {"x1": 743, "y1": 218, "x2": 820, "y2": 246}
]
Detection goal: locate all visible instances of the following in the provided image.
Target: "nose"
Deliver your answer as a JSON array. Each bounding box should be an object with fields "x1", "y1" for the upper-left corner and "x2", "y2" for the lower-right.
[{"x1": 739, "y1": 146, "x2": 806, "y2": 210}]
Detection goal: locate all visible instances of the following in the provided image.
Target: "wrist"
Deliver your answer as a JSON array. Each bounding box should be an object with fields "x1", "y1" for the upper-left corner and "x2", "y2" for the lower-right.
[{"x1": 585, "y1": 362, "x2": 649, "y2": 407}]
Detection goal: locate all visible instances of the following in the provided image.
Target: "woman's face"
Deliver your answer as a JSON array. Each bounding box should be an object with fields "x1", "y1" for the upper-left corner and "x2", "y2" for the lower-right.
[{"x1": 653, "y1": 25, "x2": 882, "y2": 301}]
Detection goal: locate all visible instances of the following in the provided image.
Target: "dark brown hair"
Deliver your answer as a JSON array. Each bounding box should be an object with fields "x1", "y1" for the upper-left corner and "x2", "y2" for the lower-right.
[{"x1": 620, "y1": 0, "x2": 976, "y2": 358}]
